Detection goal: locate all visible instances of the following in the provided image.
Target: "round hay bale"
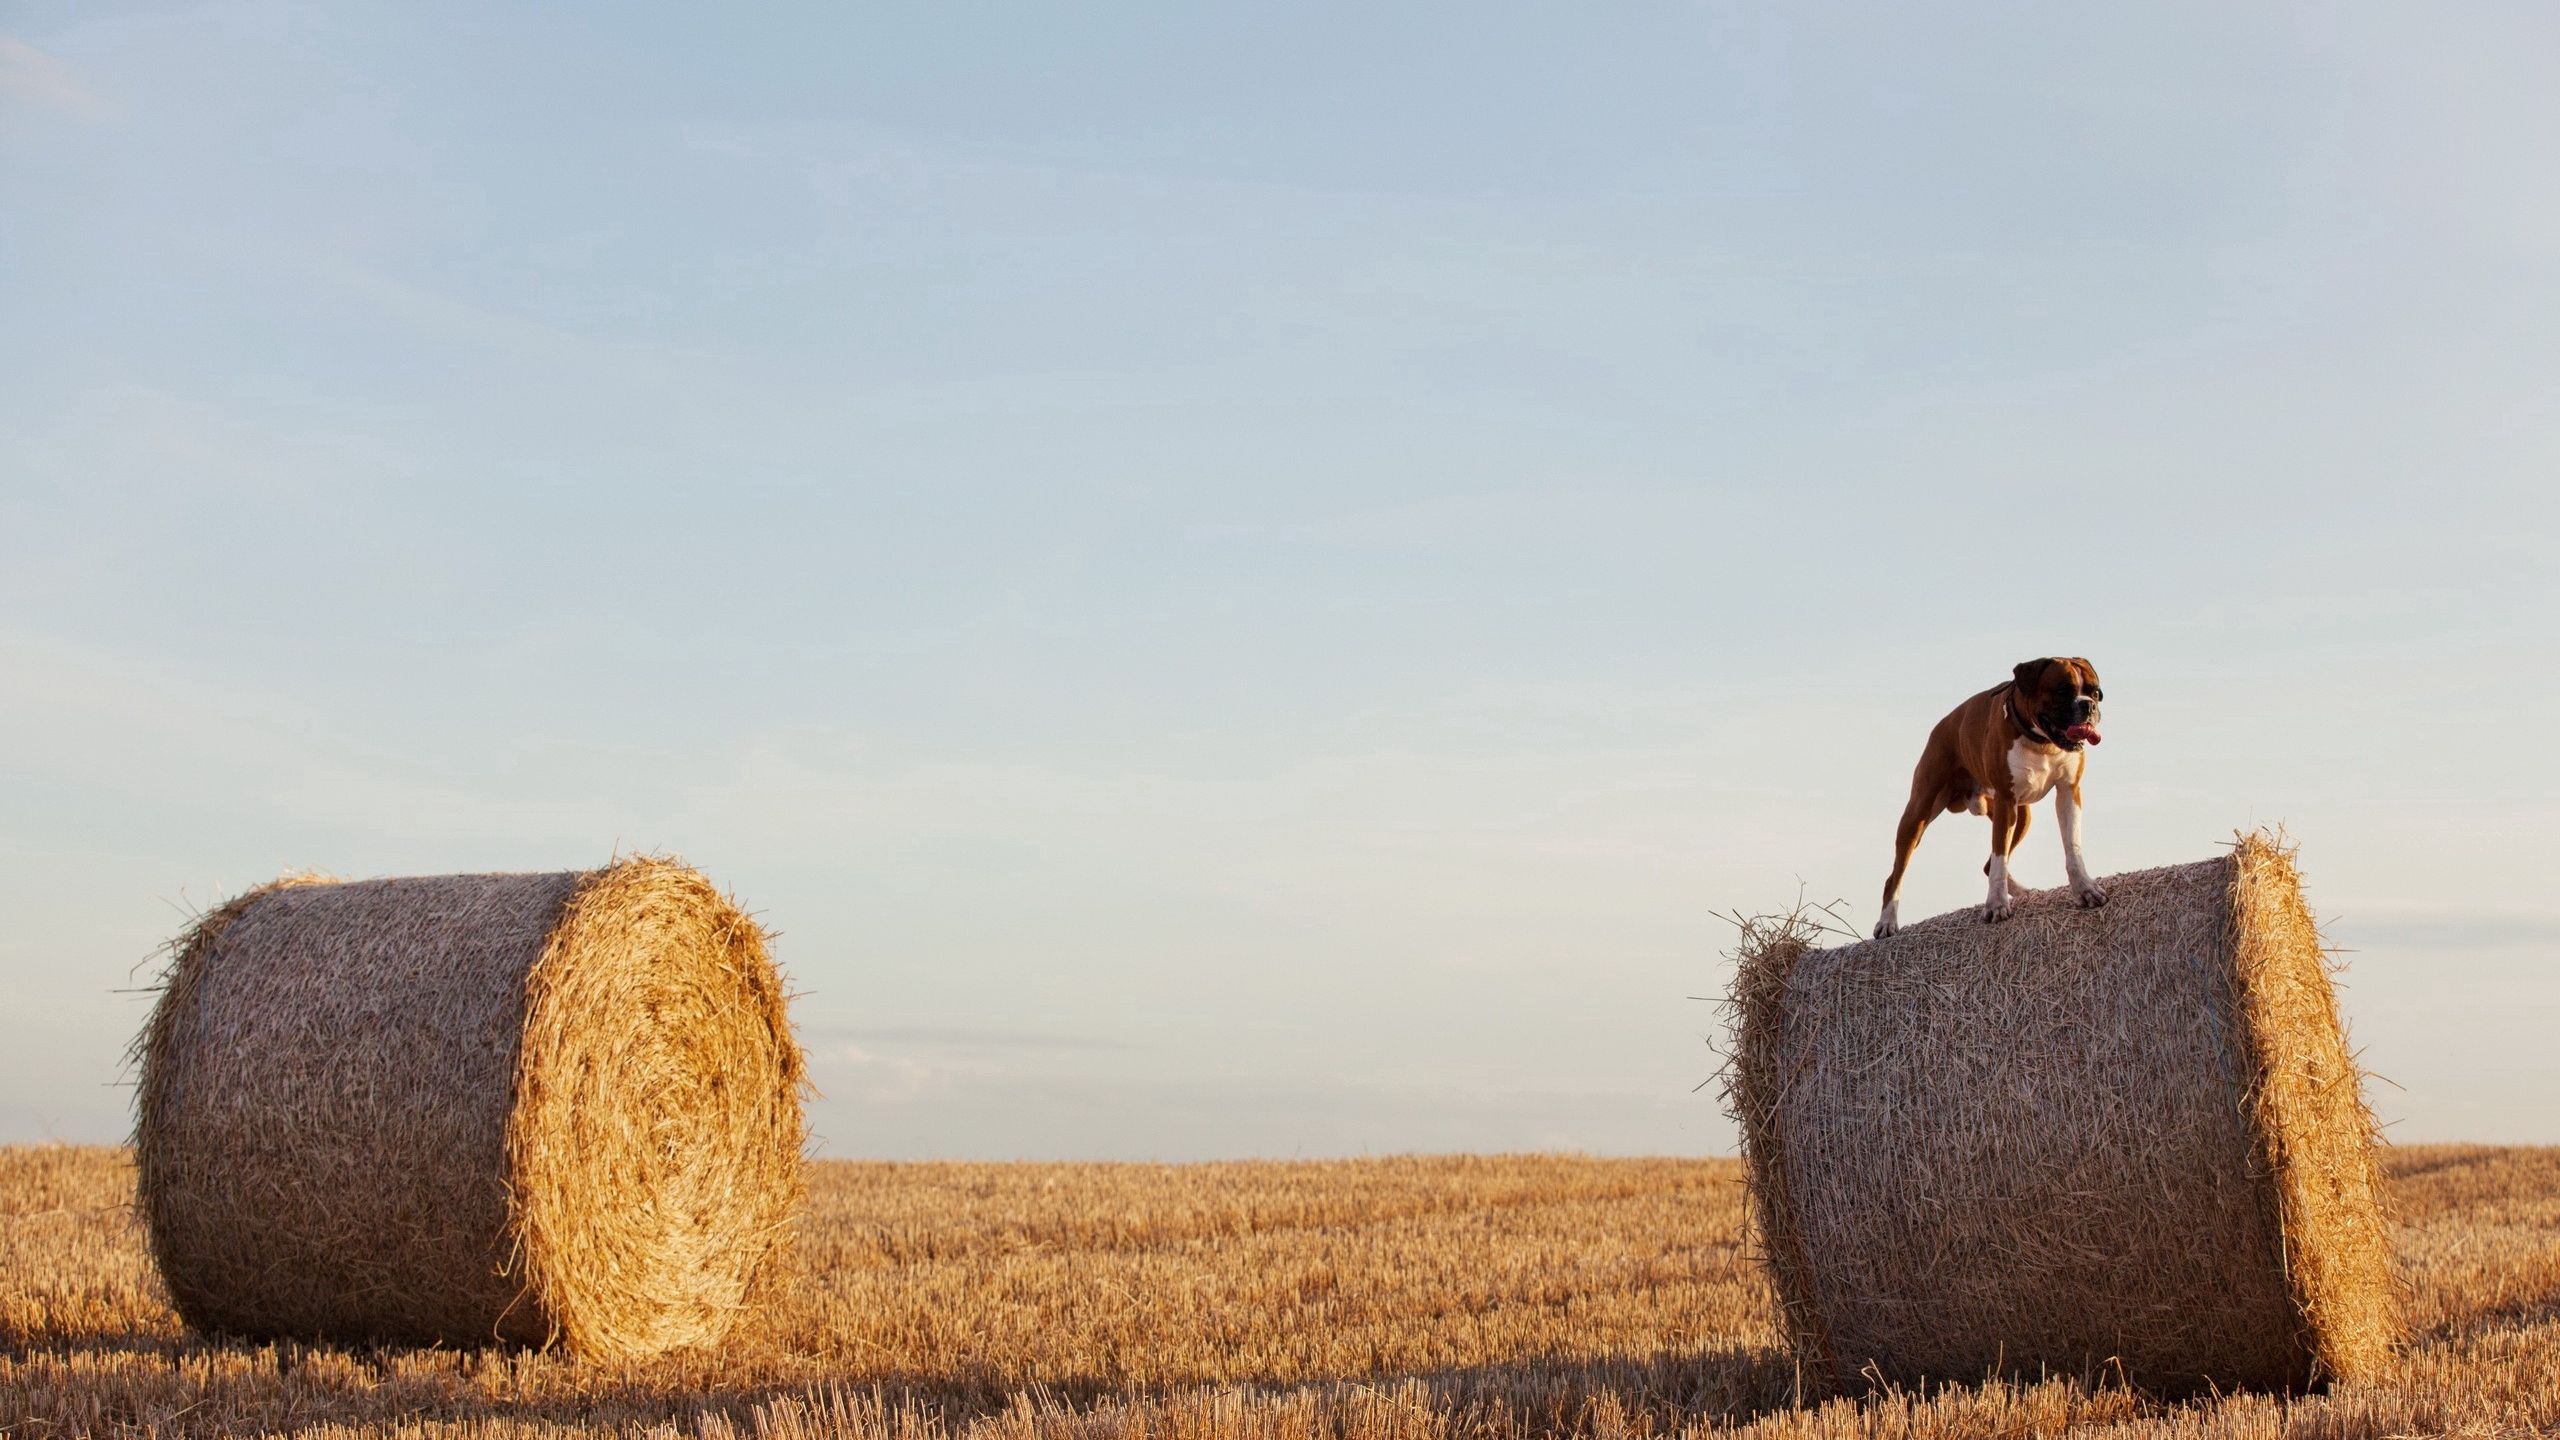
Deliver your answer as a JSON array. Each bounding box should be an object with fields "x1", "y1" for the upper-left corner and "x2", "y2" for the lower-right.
[
  {"x1": 133, "y1": 858, "x2": 805, "y2": 1361},
  {"x1": 1722, "y1": 832, "x2": 2398, "y2": 1395}
]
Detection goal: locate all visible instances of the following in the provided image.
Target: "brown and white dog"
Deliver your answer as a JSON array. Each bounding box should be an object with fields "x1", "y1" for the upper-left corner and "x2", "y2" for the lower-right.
[{"x1": 1874, "y1": 657, "x2": 2107, "y2": 938}]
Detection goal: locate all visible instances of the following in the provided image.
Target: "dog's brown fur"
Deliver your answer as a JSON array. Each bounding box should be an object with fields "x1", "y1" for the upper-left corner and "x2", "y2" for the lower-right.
[{"x1": 1875, "y1": 657, "x2": 2106, "y2": 937}]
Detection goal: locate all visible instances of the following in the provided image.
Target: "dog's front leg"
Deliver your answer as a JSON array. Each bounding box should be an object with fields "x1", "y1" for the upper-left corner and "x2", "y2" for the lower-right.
[{"x1": 2056, "y1": 780, "x2": 2106, "y2": 908}]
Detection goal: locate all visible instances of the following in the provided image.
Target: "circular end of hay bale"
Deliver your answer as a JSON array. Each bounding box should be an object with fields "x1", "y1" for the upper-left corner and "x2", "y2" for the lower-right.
[
  {"x1": 1721, "y1": 832, "x2": 2398, "y2": 1395},
  {"x1": 134, "y1": 859, "x2": 805, "y2": 1361},
  {"x1": 2220, "y1": 836, "x2": 2401, "y2": 1386},
  {"x1": 509, "y1": 860, "x2": 807, "y2": 1359}
]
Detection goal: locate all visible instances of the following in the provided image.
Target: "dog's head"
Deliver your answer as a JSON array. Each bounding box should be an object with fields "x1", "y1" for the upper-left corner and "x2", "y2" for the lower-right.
[{"x1": 2013, "y1": 657, "x2": 2103, "y2": 749}]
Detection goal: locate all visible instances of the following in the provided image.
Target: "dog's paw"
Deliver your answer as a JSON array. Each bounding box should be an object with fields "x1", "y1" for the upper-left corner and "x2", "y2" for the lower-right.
[
  {"x1": 2076, "y1": 883, "x2": 2109, "y2": 909},
  {"x1": 1981, "y1": 898, "x2": 2014, "y2": 924},
  {"x1": 2006, "y1": 873, "x2": 2034, "y2": 900},
  {"x1": 1873, "y1": 918, "x2": 1898, "y2": 939}
]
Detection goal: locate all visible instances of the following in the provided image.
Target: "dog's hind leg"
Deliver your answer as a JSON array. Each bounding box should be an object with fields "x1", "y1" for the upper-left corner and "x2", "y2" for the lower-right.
[
  {"x1": 1982, "y1": 795, "x2": 2023, "y2": 922},
  {"x1": 1876, "y1": 794, "x2": 1934, "y2": 938}
]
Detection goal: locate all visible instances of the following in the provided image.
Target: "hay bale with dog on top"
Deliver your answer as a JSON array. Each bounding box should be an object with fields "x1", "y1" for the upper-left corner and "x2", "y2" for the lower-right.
[
  {"x1": 133, "y1": 857, "x2": 805, "y2": 1362},
  {"x1": 1722, "y1": 832, "x2": 2397, "y2": 1395}
]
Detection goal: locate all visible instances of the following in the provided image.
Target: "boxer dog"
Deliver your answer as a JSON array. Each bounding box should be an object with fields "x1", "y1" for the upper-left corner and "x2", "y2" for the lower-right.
[{"x1": 1874, "y1": 657, "x2": 2106, "y2": 938}]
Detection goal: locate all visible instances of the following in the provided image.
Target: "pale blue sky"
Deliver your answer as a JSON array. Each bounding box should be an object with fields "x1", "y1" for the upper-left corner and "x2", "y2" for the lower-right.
[{"x1": 4, "y1": 3, "x2": 2555, "y2": 1158}]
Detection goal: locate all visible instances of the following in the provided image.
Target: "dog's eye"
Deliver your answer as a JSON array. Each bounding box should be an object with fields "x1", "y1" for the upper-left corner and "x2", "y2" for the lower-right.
[{"x1": 2088, "y1": 688, "x2": 2104, "y2": 702}]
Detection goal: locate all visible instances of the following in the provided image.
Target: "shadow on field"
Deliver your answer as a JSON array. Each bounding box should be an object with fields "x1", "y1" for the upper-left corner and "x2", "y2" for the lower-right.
[
  {"x1": 1347, "y1": 1342, "x2": 1812, "y2": 1430},
  {"x1": 1, "y1": 1329, "x2": 184, "y2": 1362},
  {"x1": 507, "y1": 1343, "x2": 1818, "y2": 1436},
  {"x1": 2425, "y1": 1288, "x2": 2560, "y2": 1344},
  {"x1": 10, "y1": 1336, "x2": 1812, "y2": 1436},
  {"x1": 7, "y1": 1329, "x2": 866, "y2": 1437},
  {"x1": 766, "y1": 1341, "x2": 1814, "y2": 1432}
]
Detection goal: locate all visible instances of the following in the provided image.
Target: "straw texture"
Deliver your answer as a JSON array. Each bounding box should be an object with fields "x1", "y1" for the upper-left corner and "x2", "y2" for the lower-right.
[
  {"x1": 1723, "y1": 833, "x2": 2397, "y2": 1394},
  {"x1": 133, "y1": 859, "x2": 805, "y2": 1361}
]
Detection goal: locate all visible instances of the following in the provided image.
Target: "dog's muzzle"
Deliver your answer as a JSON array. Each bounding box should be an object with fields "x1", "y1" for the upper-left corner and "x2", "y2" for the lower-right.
[{"x1": 2060, "y1": 700, "x2": 2102, "y2": 748}]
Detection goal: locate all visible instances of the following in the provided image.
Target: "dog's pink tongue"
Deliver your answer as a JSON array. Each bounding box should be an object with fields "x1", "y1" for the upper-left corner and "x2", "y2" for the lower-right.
[{"x1": 2064, "y1": 723, "x2": 2102, "y2": 745}]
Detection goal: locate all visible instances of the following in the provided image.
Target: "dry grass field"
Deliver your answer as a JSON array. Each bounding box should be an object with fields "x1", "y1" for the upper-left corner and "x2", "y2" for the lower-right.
[{"x1": 5, "y1": 1144, "x2": 2559, "y2": 1439}]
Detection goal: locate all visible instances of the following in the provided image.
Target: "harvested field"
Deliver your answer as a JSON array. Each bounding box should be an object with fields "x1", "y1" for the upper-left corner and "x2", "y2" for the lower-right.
[{"x1": 5, "y1": 1144, "x2": 2560, "y2": 1438}]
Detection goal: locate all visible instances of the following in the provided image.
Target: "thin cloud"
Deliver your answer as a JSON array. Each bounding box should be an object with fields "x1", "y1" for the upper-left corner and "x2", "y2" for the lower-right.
[
  {"x1": 307, "y1": 256, "x2": 727, "y2": 378},
  {"x1": 0, "y1": 36, "x2": 109, "y2": 118},
  {"x1": 822, "y1": 1044, "x2": 945, "y2": 1105},
  {"x1": 2331, "y1": 912, "x2": 2560, "y2": 951},
  {"x1": 810, "y1": 1024, "x2": 1145, "y2": 1054}
]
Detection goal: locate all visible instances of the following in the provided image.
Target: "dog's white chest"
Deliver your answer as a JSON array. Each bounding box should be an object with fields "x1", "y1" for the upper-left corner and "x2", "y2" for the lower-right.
[{"x1": 2006, "y1": 738, "x2": 2083, "y2": 803}]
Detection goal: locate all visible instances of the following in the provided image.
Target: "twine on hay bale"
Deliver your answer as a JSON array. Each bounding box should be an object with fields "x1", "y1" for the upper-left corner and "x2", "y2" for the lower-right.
[
  {"x1": 133, "y1": 858, "x2": 806, "y2": 1361},
  {"x1": 1720, "y1": 831, "x2": 2399, "y2": 1395}
]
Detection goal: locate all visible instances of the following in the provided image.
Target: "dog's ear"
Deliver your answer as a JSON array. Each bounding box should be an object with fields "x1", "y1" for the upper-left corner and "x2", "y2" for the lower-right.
[{"x1": 2012, "y1": 658, "x2": 2053, "y2": 690}]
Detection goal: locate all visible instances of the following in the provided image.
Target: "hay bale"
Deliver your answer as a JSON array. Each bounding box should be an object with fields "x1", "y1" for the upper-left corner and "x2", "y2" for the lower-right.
[
  {"x1": 133, "y1": 859, "x2": 805, "y2": 1361},
  {"x1": 1722, "y1": 833, "x2": 2397, "y2": 1394}
]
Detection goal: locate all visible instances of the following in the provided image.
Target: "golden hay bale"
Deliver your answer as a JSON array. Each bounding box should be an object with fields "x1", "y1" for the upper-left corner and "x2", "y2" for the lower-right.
[
  {"x1": 1722, "y1": 833, "x2": 2398, "y2": 1395},
  {"x1": 133, "y1": 858, "x2": 805, "y2": 1361}
]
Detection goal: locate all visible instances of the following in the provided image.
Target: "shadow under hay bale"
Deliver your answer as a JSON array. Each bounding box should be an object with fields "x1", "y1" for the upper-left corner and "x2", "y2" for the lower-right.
[
  {"x1": 132, "y1": 859, "x2": 805, "y2": 1362},
  {"x1": 1721, "y1": 832, "x2": 2398, "y2": 1395}
]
